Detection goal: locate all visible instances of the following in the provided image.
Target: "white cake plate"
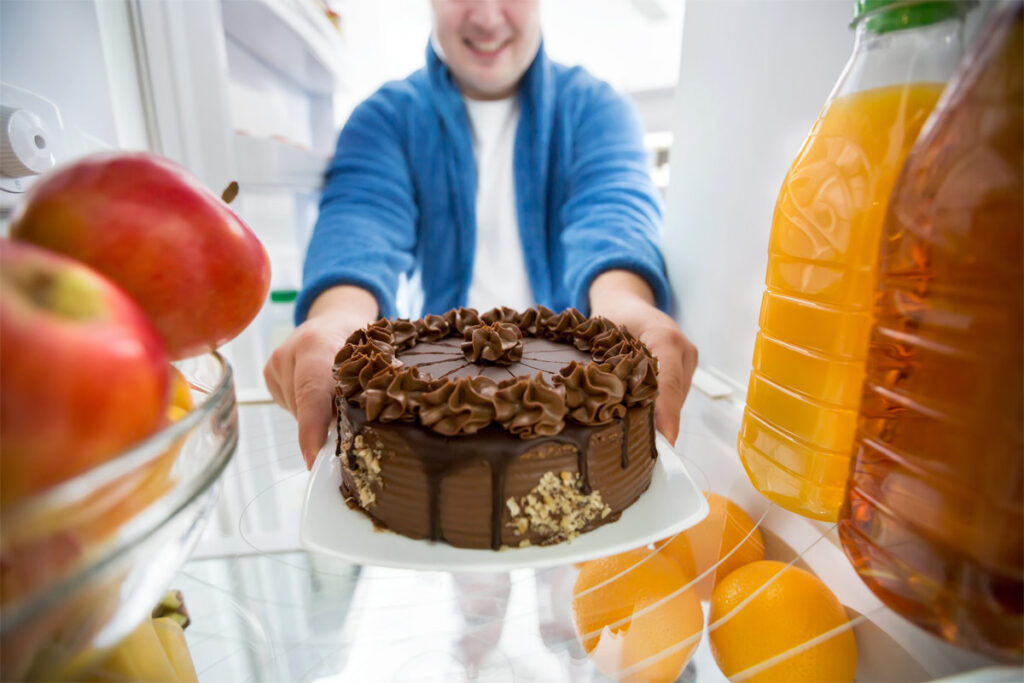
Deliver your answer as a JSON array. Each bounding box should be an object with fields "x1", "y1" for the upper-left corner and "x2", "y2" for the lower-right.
[{"x1": 300, "y1": 429, "x2": 709, "y2": 572}]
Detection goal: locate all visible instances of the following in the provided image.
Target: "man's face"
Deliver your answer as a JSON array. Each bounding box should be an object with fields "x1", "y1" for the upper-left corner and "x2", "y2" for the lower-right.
[{"x1": 432, "y1": 0, "x2": 541, "y2": 100}]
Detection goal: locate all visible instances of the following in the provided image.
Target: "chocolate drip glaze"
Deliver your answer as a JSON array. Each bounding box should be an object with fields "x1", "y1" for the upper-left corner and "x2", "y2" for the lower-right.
[
  {"x1": 345, "y1": 405, "x2": 606, "y2": 549},
  {"x1": 490, "y1": 462, "x2": 504, "y2": 549},
  {"x1": 427, "y1": 469, "x2": 442, "y2": 540},
  {"x1": 335, "y1": 409, "x2": 343, "y2": 458},
  {"x1": 577, "y1": 446, "x2": 591, "y2": 495}
]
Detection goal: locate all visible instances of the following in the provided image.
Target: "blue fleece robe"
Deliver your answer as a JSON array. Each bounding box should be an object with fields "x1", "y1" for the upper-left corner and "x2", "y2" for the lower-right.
[{"x1": 296, "y1": 43, "x2": 671, "y2": 323}]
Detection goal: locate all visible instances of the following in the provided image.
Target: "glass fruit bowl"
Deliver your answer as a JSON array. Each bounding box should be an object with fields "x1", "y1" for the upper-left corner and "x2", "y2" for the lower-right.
[{"x1": 0, "y1": 352, "x2": 237, "y2": 681}]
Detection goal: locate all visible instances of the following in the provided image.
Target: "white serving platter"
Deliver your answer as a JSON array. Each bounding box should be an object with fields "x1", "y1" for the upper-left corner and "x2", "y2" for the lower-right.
[{"x1": 300, "y1": 430, "x2": 708, "y2": 572}]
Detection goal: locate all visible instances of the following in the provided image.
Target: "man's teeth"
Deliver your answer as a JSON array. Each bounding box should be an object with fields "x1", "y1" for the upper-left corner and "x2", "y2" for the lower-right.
[{"x1": 470, "y1": 40, "x2": 504, "y2": 52}]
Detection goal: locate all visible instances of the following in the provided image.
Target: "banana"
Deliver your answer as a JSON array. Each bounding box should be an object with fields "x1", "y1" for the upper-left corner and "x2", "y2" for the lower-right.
[
  {"x1": 151, "y1": 589, "x2": 190, "y2": 629},
  {"x1": 87, "y1": 590, "x2": 197, "y2": 682},
  {"x1": 88, "y1": 616, "x2": 178, "y2": 681},
  {"x1": 152, "y1": 617, "x2": 198, "y2": 682}
]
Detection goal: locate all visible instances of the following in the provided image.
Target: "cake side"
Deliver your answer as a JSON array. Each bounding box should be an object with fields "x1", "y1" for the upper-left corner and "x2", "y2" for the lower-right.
[{"x1": 338, "y1": 401, "x2": 657, "y2": 549}]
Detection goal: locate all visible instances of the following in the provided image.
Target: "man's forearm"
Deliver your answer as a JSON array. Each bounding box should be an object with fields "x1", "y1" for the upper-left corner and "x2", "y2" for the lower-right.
[
  {"x1": 307, "y1": 285, "x2": 380, "y2": 322},
  {"x1": 588, "y1": 269, "x2": 656, "y2": 317}
]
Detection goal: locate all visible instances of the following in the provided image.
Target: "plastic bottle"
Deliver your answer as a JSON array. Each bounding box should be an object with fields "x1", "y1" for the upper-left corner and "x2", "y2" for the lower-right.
[
  {"x1": 839, "y1": 2, "x2": 1022, "y2": 661},
  {"x1": 738, "y1": 0, "x2": 969, "y2": 521},
  {"x1": 268, "y1": 289, "x2": 298, "y2": 351}
]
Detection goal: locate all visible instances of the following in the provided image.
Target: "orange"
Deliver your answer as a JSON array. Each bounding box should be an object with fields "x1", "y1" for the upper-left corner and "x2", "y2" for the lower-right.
[
  {"x1": 655, "y1": 491, "x2": 765, "y2": 599},
  {"x1": 572, "y1": 546, "x2": 703, "y2": 682},
  {"x1": 708, "y1": 560, "x2": 857, "y2": 682},
  {"x1": 167, "y1": 366, "x2": 195, "y2": 421},
  {"x1": 78, "y1": 366, "x2": 194, "y2": 542},
  {"x1": 1, "y1": 365, "x2": 197, "y2": 604}
]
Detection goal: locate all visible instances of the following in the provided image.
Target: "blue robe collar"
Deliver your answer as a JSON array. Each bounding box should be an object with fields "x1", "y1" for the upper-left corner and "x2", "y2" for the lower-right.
[{"x1": 424, "y1": 40, "x2": 557, "y2": 306}]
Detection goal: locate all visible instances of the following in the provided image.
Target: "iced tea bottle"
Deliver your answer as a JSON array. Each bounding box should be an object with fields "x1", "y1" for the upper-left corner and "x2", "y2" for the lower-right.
[
  {"x1": 738, "y1": 0, "x2": 968, "y2": 520},
  {"x1": 839, "y1": 1, "x2": 1022, "y2": 660}
]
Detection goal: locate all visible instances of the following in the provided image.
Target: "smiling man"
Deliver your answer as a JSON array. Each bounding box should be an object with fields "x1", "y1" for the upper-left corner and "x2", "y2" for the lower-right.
[
  {"x1": 432, "y1": 0, "x2": 541, "y2": 100},
  {"x1": 265, "y1": 0, "x2": 698, "y2": 468}
]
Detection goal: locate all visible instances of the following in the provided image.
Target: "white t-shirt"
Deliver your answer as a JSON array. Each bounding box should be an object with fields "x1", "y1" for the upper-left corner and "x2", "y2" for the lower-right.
[{"x1": 463, "y1": 96, "x2": 533, "y2": 312}]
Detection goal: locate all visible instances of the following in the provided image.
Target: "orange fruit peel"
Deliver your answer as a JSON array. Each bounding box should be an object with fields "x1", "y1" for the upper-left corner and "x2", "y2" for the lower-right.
[
  {"x1": 655, "y1": 491, "x2": 766, "y2": 600},
  {"x1": 708, "y1": 560, "x2": 858, "y2": 682},
  {"x1": 573, "y1": 547, "x2": 704, "y2": 682}
]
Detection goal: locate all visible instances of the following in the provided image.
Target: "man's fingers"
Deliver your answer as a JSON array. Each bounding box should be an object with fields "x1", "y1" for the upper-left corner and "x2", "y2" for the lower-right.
[
  {"x1": 677, "y1": 336, "x2": 698, "y2": 403},
  {"x1": 263, "y1": 355, "x2": 287, "y2": 412},
  {"x1": 589, "y1": 299, "x2": 698, "y2": 448},
  {"x1": 297, "y1": 390, "x2": 332, "y2": 470},
  {"x1": 294, "y1": 357, "x2": 335, "y2": 470},
  {"x1": 264, "y1": 346, "x2": 296, "y2": 415},
  {"x1": 644, "y1": 329, "x2": 698, "y2": 447},
  {"x1": 654, "y1": 358, "x2": 686, "y2": 445}
]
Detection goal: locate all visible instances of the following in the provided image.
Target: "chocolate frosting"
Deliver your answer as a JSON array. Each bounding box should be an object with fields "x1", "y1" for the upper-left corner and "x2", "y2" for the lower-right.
[
  {"x1": 609, "y1": 351, "x2": 659, "y2": 406},
  {"x1": 461, "y1": 321, "x2": 524, "y2": 364},
  {"x1": 359, "y1": 366, "x2": 436, "y2": 422},
  {"x1": 364, "y1": 319, "x2": 395, "y2": 344},
  {"x1": 419, "y1": 375, "x2": 497, "y2": 435},
  {"x1": 443, "y1": 307, "x2": 481, "y2": 334},
  {"x1": 335, "y1": 345, "x2": 394, "y2": 400},
  {"x1": 555, "y1": 361, "x2": 627, "y2": 424},
  {"x1": 542, "y1": 308, "x2": 587, "y2": 342},
  {"x1": 493, "y1": 375, "x2": 567, "y2": 437},
  {"x1": 414, "y1": 314, "x2": 451, "y2": 341},
  {"x1": 332, "y1": 307, "x2": 658, "y2": 438},
  {"x1": 515, "y1": 307, "x2": 542, "y2": 335},
  {"x1": 479, "y1": 306, "x2": 520, "y2": 325},
  {"x1": 390, "y1": 318, "x2": 419, "y2": 351},
  {"x1": 574, "y1": 316, "x2": 618, "y2": 352}
]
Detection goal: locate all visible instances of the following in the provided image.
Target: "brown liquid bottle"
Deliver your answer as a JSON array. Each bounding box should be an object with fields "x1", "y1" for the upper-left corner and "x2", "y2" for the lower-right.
[{"x1": 838, "y1": 1, "x2": 1023, "y2": 661}]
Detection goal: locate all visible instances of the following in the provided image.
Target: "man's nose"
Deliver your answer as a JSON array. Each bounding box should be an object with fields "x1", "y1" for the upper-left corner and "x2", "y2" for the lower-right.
[{"x1": 466, "y1": 0, "x2": 505, "y2": 32}]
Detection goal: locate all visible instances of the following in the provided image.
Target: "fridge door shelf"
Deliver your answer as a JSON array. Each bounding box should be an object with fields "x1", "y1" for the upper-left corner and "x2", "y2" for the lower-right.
[
  {"x1": 232, "y1": 131, "x2": 329, "y2": 189},
  {"x1": 685, "y1": 373, "x2": 1000, "y2": 680},
  {"x1": 221, "y1": 0, "x2": 346, "y2": 97}
]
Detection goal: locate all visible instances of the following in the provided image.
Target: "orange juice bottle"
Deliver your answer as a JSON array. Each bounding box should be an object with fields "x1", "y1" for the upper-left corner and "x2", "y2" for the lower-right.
[
  {"x1": 840, "y1": 2, "x2": 1022, "y2": 660},
  {"x1": 738, "y1": 0, "x2": 969, "y2": 521}
]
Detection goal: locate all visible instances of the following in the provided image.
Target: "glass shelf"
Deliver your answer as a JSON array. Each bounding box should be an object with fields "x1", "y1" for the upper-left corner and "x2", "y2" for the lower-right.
[{"x1": 174, "y1": 387, "x2": 1003, "y2": 681}]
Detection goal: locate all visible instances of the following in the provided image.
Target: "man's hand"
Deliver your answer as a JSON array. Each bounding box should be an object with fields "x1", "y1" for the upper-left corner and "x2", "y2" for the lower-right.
[
  {"x1": 263, "y1": 286, "x2": 378, "y2": 469},
  {"x1": 589, "y1": 270, "x2": 698, "y2": 445}
]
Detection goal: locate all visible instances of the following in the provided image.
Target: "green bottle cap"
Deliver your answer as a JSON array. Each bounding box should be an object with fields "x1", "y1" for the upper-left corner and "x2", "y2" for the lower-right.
[
  {"x1": 854, "y1": 0, "x2": 971, "y2": 33},
  {"x1": 270, "y1": 289, "x2": 298, "y2": 303}
]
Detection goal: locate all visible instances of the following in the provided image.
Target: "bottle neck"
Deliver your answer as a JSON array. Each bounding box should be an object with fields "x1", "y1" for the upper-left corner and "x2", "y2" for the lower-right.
[{"x1": 834, "y1": 16, "x2": 965, "y2": 98}]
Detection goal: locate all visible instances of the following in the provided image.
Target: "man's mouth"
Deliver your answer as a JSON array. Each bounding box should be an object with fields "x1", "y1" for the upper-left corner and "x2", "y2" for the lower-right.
[{"x1": 464, "y1": 37, "x2": 511, "y2": 58}]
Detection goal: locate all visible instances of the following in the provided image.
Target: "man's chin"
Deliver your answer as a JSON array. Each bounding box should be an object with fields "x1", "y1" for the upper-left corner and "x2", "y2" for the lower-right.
[{"x1": 461, "y1": 72, "x2": 520, "y2": 101}]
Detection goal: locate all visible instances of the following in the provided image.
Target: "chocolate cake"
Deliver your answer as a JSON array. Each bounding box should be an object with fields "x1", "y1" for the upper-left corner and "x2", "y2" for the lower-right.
[{"x1": 333, "y1": 306, "x2": 660, "y2": 550}]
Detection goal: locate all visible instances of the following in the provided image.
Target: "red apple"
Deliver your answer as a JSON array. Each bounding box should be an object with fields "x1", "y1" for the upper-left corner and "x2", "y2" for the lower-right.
[
  {"x1": 9, "y1": 152, "x2": 271, "y2": 359},
  {"x1": 0, "y1": 239, "x2": 172, "y2": 507}
]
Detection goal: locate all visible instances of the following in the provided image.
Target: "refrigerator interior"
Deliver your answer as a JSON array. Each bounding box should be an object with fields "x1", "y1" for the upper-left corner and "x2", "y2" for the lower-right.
[
  {"x1": 184, "y1": 1, "x2": 1011, "y2": 681},
  {"x1": 0, "y1": 0, "x2": 1017, "y2": 680}
]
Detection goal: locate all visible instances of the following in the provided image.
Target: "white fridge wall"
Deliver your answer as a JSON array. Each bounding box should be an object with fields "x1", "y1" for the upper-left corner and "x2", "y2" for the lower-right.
[
  {"x1": 0, "y1": 0, "x2": 148, "y2": 209},
  {"x1": 663, "y1": 0, "x2": 854, "y2": 394},
  {"x1": 1, "y1": 0, "x2": 120, "y2": 152}
]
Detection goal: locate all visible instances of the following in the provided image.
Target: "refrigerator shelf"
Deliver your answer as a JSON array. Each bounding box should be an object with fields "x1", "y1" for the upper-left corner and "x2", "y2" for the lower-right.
[
  {"x1": 232, "y1": 131, "x2": 329, "y2": 190},
  {"x1": 176, "y1": 391, "x2": 1005, "y2": 681},
  {"x1": 221, "y1": 0, "x2": 347, "y2": 97}
]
